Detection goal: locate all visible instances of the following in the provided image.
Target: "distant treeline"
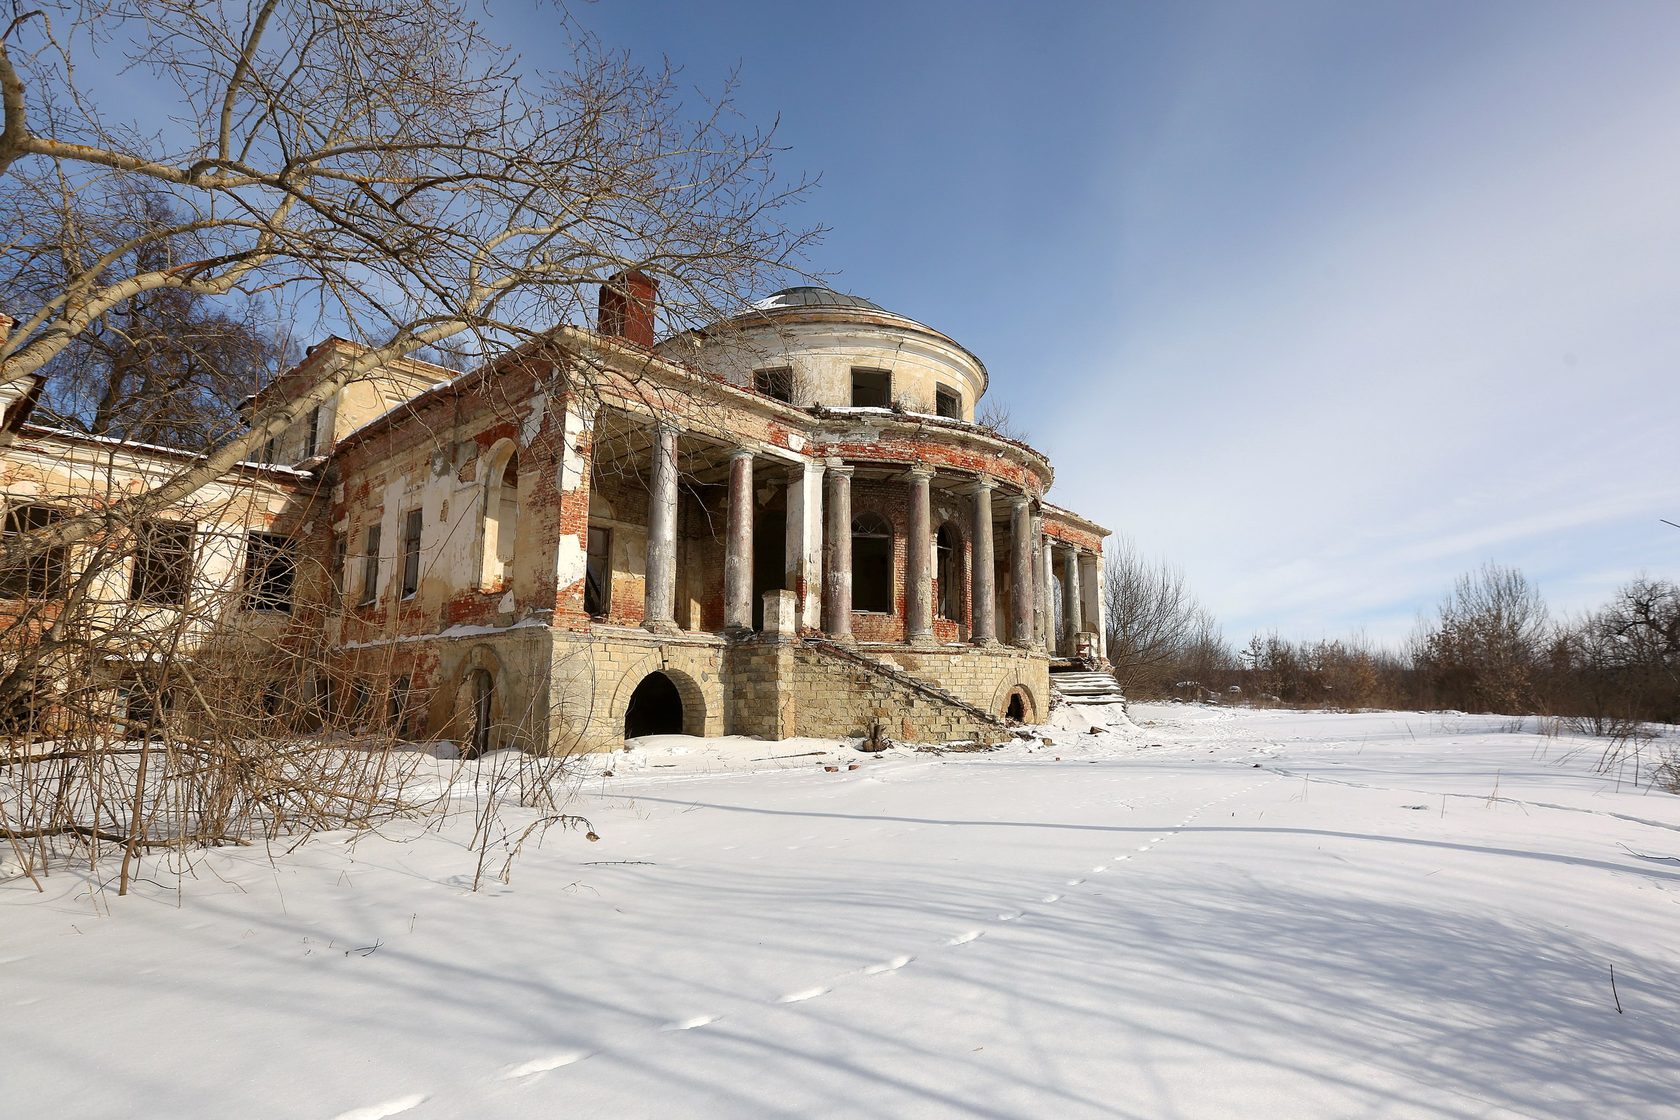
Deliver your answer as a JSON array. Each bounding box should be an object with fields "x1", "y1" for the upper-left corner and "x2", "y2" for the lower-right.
[{"x1": 1103, "y1": 547, "x2": 1680, "y2": 729}]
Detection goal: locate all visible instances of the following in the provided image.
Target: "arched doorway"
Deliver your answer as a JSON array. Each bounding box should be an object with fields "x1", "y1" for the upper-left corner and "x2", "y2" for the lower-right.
[
  {"x1": 467, "y1": 668, "x2": 493, "y2": 757},
  {"x1": 625, "y1": 671, "x2": 684, "y2": 738},
  {"x1": 1005, "y1": 691, "x2": 1026, "y2": 722}
]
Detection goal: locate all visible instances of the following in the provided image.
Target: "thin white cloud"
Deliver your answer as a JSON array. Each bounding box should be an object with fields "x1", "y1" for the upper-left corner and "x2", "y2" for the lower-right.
[{"x1": 1035, "y1": 5, "x2": 1680, "y2": 647}]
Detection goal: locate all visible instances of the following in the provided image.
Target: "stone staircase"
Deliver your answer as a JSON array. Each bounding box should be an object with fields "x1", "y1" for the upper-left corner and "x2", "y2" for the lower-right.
[
  {"x1": 802, "y1": 638, "x2": 1014, "y2": 738},
  {"x1": 1050, "y1": 668, "x2": 1129, "y2": 712}
]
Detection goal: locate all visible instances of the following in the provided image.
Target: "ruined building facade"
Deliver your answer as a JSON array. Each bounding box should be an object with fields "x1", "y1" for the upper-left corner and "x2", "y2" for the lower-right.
[{"x1": 0, "y1": 282, "x2": 1110, "y2": 750}]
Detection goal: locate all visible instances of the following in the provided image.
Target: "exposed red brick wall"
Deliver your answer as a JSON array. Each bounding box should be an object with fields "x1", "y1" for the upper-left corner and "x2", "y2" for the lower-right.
[
  {"x1": 598, "y1": 271, "x2": 658, "y2": 349},
  {"x1": 813, "y1": 436, "x2": 1045, "y2": 497}
]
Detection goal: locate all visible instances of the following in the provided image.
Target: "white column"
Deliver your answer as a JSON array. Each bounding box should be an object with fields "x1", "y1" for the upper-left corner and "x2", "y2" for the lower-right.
[
  {"x1": 1089, "y1": 549, "x2": 1109, "y2": 660},
  {"x1": 1062, "y1": 545, "x2": 1084, "y2": 654},
  {"x1": 1034, "y1": 515, "x2": 1049, "y2": 650},
  {"x1": 724, "y1": 449, "x2": 754, "y2": 633},
  {"x1": 1010, "y1": 495, "x2": 1034, "y2": 648},
  {"x1": 643, "y1": 423, "x2": 679, "y2": 633},
  {"x1": 785, "y1": 459, "x2": 825, "y2": 632},
  {"x1": 823, "y1": 463, "x2": 853, "y2": 641},
  {"x1": 970, "y1": 479, "x2": 996, "y2": 645},
  {"x1": 906, "y1": 465, "x2": 935, "y2": 646}
]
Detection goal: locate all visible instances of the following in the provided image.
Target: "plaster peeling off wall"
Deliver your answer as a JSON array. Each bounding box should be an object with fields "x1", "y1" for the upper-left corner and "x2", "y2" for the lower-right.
[
  {"x1": 558, "y1": 404, "x2": 590, "y2": 493},
  {"x1": 556, "y1": 533, "x2": 587, "y2": 589},
  {"x1": 521, "y1": 392, "x2": 545, "y2": 446}
]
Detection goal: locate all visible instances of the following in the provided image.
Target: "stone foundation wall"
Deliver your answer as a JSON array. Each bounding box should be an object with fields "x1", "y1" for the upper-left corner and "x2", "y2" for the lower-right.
[
  {"x1": 548, "y1": 629, "x2": 1048, "y2": 750},
  {"x1": 874, "y1": 644, "x2": 1050, "y2": 723},
  {"x1": 783, "y1": 641, "x2": 1047, "y2": 743},
  {"x1": 333, "y1": 622, "x2": 558, "y2": 754},
  {"x1": 552, "y1": 627, "x2": 727, "y2": 751}
]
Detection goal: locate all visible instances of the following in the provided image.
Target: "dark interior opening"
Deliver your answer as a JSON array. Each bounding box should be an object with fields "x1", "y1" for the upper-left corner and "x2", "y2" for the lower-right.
[
  {"x1": 468, "y1": 668, "x2": 493, "y2": 757},
  {"x1": 752, "y1": 512, "x2": 787, "y2": 631},
  {"x1": 935, "y1": 384, "x2": 961, "y2": 419},
  {"x1": 625, "y1": 671, "x2": 684, "y2": 738},
  {"x1": 852, "y1": 512, "x2": 893, "y2": 613},
  {"x1": 851, "y1": 368, "x2": 891, "y2": 408},
  {"x1": 936, "y1": 524, "x2": 959, "y2": 620},
  {"x1": 1006, "y1": 691, "x2": 1026, "y2": 722},
  {"x1": 754, "y1": 367, "x2": 794, "y2": 403},
  {"x1": 585, "y1": 525, "x2": 611, "y2": 616}
]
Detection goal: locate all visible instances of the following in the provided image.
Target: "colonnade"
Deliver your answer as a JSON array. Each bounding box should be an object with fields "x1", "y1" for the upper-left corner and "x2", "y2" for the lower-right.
[{"x1": 637, "y1": 427, "x2": 1101, "y2": 655}]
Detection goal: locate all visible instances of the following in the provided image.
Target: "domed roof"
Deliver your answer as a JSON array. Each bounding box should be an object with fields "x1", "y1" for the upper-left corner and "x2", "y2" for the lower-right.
[{"x1": 750, "y1": 286, "x2": 885, "y2": 313}]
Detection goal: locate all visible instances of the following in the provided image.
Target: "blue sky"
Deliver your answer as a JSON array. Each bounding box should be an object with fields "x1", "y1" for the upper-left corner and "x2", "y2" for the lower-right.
[{"x1": 518, "y1": 0, "x2": 1679, "y2": 646}]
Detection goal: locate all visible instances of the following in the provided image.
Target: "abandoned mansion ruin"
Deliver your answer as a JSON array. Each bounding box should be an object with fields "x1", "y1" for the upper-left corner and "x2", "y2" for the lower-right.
[{"x1": 0, "y1": 281, "x2": 1111, "y2": 751}]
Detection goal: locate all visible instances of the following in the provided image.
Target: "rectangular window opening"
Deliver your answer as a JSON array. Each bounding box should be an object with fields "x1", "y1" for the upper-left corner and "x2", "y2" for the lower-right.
[
  {"x1": 400, "y1": 508, "x2": 423, "y2": 599},
  {"x1": 935, "y1": 385, "x2": 962, "y2": 419},
  {"x1": 852, "y1": 522, "x2": 893, "y2": 613},
  {"x1": 753, "y1": 367, "x2": 794, "y2": 404},
  {"x1": 242, "y1": 531, "x2": 296, "y2": 612},
  {"x1": 584, "y1": 525, "x2": 611, "y2": 617},
  {"x1": 360, "y1": 525, "x2": 381, "y2": 606},
  {"x1": 330, "y1": 532, "x2": 347, "y2": 599},
  {"x1": 0, "y1": 505, "x2": 68, "y2": 601},
  {"x1": 850, "y1": 368, "x2": 892, "y2": 409},
  {"x1": 130, "y1": 520, "x2": 195, "y2": 607},
  {"x1": 306, "y1": 406, "x2": 323, "y2": 457}
]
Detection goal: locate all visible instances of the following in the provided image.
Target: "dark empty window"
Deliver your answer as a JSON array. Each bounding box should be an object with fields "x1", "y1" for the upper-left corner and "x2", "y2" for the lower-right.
[
  {"x1": 307, "y1": 406, "x2": 327, "y2": 456},
  {"x1": 753, "y1": 367, "x2": 794, "y2": 403},
  {"x1": 243, "y1": 531, "x2": 295, "y2": 612},
  {"x1": 851, "y1": 368, "x2": 891, "y2": 408},
  {"x1": 400, "y1": 508, "x2": 423, "y2": 598},
  {"x1": 360, "y1": 525, "x2": 381, "y2": 605},
  {"x1": 350, "y1": 679, "x2": 371, "y2": 722},
  {"x1": 935, "y1": 385, "x2": 962, "y2": 419},
  {"x1": 316, "y1": 673, "x2": 336, "y2": 725},
  {"x1": 585, "y1": 525, "x2": 611, "y2": 616},
  {"x1": 330, "y1": 532, "x2": 347, "y2": 598},
  {"x1": 261, "y1": 681, "x2": 286, "y2": 720},
  {"x1": 852, "y1": 512, "x2": 893, "y2": 613},
  {"x1": 122, "y1": 681, "x2": 157, "y2": 740},
  {"x1": 0, "y1": 505, "x2": 68, "y2": 600},
  {"x1": 388, "y1": 675, "x2": 411, "y2": 733},
  {"x1": 130, "y1": 520, "x2": 195, "y2": 607},
  {"x1": 935, "y1": 524, "x2": 960, "y2": 620}
]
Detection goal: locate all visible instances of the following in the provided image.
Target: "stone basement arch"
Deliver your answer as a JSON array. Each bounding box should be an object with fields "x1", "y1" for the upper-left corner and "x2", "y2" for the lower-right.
[
  {"x1": 609, "y1": 661, "x2": 710, "y2": 740},
  {"x1": 992, "y1": 680, "x2": 1038, "y2": 724}
]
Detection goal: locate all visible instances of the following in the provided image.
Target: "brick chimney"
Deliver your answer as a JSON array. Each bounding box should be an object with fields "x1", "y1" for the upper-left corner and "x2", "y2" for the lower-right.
[{"x1": 597, "y1": 270, "x2": 658, "y2": 349}]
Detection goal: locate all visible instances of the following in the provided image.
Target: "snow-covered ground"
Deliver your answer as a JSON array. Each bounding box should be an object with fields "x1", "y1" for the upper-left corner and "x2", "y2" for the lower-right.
[{"x1": 6, "y1": 705, "x2": 1680, "y2": 1119}]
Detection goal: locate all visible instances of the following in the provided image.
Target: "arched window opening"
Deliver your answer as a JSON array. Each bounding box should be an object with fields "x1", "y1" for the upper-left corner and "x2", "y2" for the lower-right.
[
  {"x1": 851, "y1": 512, "x2": 893, "y2": 614},
  {"x1": 480, "y1": 443, "x2": 520, "y2": 590},
  {"x1": 625, "y1": 671, "x2": 684, "y2": 738},
  {"x1": 935, "y1": 524, "x2": 960, "y2": 620},
  {"x1": 494, "y1": 452, "x2": 518, "y2": 578}
]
